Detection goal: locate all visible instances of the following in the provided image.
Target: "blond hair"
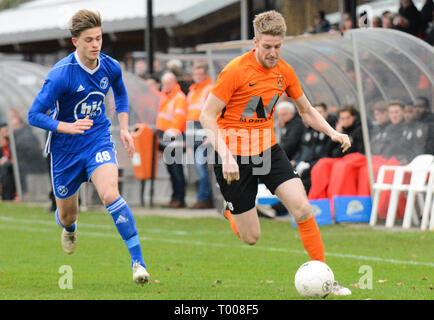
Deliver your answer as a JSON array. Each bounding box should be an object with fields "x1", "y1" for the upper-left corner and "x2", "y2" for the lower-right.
[
  {"x1": 253, "y1": 10, "x2": 287, "y2": 39},
  {"x1": 69, "y1": 10, "x2": 102, "y2": 38}
]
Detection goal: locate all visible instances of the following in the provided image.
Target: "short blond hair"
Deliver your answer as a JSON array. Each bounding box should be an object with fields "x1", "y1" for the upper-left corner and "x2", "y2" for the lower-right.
[
  {"x1": 253, "y1": 10, "x2": 287, "y2": 38},
  {"x1": 69, "y1": 10, "x2": 101, "y2": 38}
]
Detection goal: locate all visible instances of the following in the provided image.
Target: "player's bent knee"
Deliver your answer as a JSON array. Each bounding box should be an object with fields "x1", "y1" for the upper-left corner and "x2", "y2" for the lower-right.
[
  {"x1": 100, "y1": 190, "x2": 121, "y2": 206},
  {"x1": 292, "y1": 201, "x2": 313, "y2": 222},
  {"x1": 240, "y1": 231, "x2": 261, "y2": 245}
]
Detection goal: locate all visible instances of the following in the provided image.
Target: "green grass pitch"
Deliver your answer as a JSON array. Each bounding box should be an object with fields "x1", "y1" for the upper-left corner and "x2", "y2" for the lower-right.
[{"x1": 0, "y1": 202, "x2": 433, "y2": 300}]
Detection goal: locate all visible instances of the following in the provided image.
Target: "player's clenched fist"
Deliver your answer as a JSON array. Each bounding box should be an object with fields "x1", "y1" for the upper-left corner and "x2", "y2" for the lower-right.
[{"x1": 223, "y1": 156, "x2": 240, "y2": 185}]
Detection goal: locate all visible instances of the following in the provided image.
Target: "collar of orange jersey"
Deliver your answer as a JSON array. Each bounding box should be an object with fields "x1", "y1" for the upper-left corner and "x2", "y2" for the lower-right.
[
  {"x1": 162, "y1": 83, "x2": 182, "y2": 98},
  {"x1": 189, "y1": 77, "x2": 212, "y2": 91},
  {"x1": 250, "y1": 49, "x2": 272, "y2": 72}
]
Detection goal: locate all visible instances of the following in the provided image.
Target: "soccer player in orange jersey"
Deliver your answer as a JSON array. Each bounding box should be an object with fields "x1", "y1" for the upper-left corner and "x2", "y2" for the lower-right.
[{"x1": 200, "y1": 10, "x2": 352, "y2": 296}]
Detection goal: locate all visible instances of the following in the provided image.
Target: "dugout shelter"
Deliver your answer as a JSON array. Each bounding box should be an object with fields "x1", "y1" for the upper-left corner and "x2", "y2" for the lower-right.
[{"x1": 197, "y1": 27, "x2": 434, "y2": 218}]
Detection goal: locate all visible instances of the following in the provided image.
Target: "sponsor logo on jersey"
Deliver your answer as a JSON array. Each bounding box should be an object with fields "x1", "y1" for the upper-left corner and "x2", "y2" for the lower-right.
[{"x1": 73, "y1": 91, "x2": 105, "y2": 120}]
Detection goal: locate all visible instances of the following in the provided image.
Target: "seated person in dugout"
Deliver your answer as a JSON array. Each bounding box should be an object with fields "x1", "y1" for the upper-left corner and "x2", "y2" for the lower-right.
[
  {"x1": 257, "y1": 102, "x2": 336, "y2": 218},
  {"x1": 308, "y1": 105, "x2": 365, "y2": 207}
]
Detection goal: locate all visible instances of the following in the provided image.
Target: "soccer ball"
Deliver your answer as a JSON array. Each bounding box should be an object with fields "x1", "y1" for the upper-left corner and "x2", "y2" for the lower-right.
[{"x1": 294, "y1": 260, "x2": 334, "y2": 298}]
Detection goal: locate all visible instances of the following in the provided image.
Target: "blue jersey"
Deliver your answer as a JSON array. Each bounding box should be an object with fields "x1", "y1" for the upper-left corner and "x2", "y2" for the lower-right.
[{"x1": 28, "y1": 51, "x2": 129, "y2": 153}]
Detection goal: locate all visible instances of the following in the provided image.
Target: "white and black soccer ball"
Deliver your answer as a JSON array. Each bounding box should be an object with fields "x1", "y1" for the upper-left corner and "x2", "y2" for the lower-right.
[{"x1": 294, "y1": 260, "x2": 334, "y2": 298}]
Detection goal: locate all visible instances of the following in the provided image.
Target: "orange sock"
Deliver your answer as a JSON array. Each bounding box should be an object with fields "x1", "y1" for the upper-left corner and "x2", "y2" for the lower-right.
[
  {"x1": 296, "y1": 215, "x2": 325, "y2": 262},
  {"x1": 224, "y1": 210, "x2": 240, "y2": 238}
]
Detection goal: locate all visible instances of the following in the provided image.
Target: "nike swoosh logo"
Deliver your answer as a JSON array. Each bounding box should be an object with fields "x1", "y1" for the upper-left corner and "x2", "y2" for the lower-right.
[{"x1": 249, "y1": 82, "x2": 257, "y2": 87}]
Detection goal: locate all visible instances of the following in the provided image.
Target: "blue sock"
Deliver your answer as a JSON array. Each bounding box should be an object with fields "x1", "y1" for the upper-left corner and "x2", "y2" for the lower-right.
[
  {"x1": 55, "y1": 209, "x2": 76, "y2": 232},
  {"x1": 106, "y1": 197, "x2": 146, "y2": 268}
]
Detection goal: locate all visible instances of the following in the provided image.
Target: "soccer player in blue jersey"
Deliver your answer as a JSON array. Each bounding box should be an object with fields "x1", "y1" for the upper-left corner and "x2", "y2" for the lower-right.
[{"x1": 28, "y1": 10, "x2": 150, "y2": 285}]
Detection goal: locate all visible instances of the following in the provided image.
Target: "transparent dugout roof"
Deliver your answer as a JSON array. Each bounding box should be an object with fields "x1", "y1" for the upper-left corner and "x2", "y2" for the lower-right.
[{"x1": 201, "y1": 28, "x2": 434, "y2": 117}]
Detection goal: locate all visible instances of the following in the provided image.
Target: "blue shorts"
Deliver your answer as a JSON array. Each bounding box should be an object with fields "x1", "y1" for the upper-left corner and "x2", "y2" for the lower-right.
[{"x1": 51, "y1": 140, "x2": 118, "y2": 199}]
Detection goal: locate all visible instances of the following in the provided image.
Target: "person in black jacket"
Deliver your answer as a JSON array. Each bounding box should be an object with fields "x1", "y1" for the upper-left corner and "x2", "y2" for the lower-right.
[
  {"x1": 325, "y1": 105, "x2": 364, "y2": 158},
  {"x1": 0, "y1": 123, "x2": 15, "y2": 200},
  {"x1": 381, "y1": 100, "x2": 415, "y2": 163},
  {"x1": 257, "y1": 102, "x2": 336, "y2": 217},
  {"x1": 308, "y1": 105, "x2": 366, "y2": 202},
  {"x1": 292, "y1": 102, "x2": 336, "y2": 192},
  {"x1": 399, "y1": 0, "x2": 421, "y2": 36},
  {"x1": 276, "y1": 101, "x2": 304, "y2": 161},
  {"x1": 256, "y1": 100, "x2": 305, "y2": 219},
  {"x1": 370, "y1": 101, "x2": 390, "y2": 156},
  {"x1": 412, "y1": 96, "x2": 433, "y2": 155},
  {"x1": 10, "y1": 109, "x2": 46, "y2": 197},
  {"x1": 402, "y1": 102, "x2": 429, "y2": 158}
]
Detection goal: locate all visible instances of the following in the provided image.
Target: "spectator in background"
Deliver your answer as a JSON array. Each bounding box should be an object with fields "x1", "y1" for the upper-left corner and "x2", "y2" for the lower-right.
[
  {"x1": 393, "y1": 14, "x2": 411, "y2": 33},
  {"x1": 276, "y1": 101, "x2": 304, "y2": 161},
  {"x1": 413, "y1": 96, "x2": 434, "y2": 154},
  {"x1": 402, "y1": 102, "x2": 428, "y2": 157},
  {"x1": 258, "y1": 102, "x2": 337, "y2": 218},
  {"x1": 308, "y1": 105, "x2": 365, "y2": 208},
  {"x1": 0, "y1": 123, "x2": 15, "y2": 200},
  {"x1": 356, "y1": 101, "x2": 412, "y2": 220},
  {"x1": 156, "y1": 72, "x2": 188, "y2": 208},
  {"x1": 291, "y1": 103, "x2": 336, "y2": 189},
  {"x1": 292, "y1": 102, "x2": 336, "y2": 192},
  {"x1": 144, "y1": 74, "x2": 161, "y2": 92},
  {"x1": 399, "y1": 0, "x2": 421, "y2": 36},
  {"x1": 420, "y1": 0, "x2": 433, "y2": 37},
  {"x1": 341, "y1": 12, "x2": 354, "y2": 31},
  {"x1": 166, "y1": 59, "x2": 192, "y2": 95},
  {"x1": 371, "y1": 16, "x2": 383, "y2": 28},
  {"x1": 404, "y1": 102, "x2": 416, "y2": 123},
  {"x1": 324, "y1": 105, "x2": 364, "y2": 158},
  {"x1": 185, "y1": 64, "x2": 214, "y2": 209},
  {"x1": 313, "y1": 10, "x2": 330, "y2": 33},
  {"x1": 306, "y1": 10, "x2": 330, "y2": 34},
  {"x1": 425, "y1": 15, "x2": 434, "y2": 44},
  {"x1": 370, "y1": 101, "x2": 390, "y2": 156},
  {"x1": 381, "y1": 11, "x2": 395, "y2": 29},
  {"x1": 134, "y1": 59, "x2": 147, "y2": 78},
  {"x1": 314, "y1": 102, "x2": 337, "y2": 128},
  {"x1": 151, "y1": 58, "x2": 165, "y2": 81},
  {"x1": 381, "y1": 100, "x2": 411, "y2": 163},
  {"x1": 10, "y1": 109, "x2": 45, "y2": 198},
  {"x1": 256, "y1": 100, "x2": 304, "y2": 219}
]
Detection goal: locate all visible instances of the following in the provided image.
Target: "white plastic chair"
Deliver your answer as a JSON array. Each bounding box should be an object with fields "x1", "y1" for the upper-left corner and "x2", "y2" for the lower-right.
[
  {"x1": 401, "y1": 161, "x2": 434, "y2": 229},
  {"x1": 420, "y1": 163, "x2": 434, "y2": 231},
  {"x1": 370, "y1": 154, "x2": 434, "y2": 228}
]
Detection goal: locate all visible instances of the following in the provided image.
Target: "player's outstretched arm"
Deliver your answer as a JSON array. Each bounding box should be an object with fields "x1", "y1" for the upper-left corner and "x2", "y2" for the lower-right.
[
  {"x1": 200, "y1": 93, "x2": 239, "y2": 184},
  {"x1": 294, "y1": 94, "x2": 351, "y2": 153}
]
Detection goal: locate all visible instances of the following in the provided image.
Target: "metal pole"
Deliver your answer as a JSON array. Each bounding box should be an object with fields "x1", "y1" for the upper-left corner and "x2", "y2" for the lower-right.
[
  {"x1": 351, "y1": 32, "x2": 375, "y2": 212},
  {"x1": 241, "y1": 0, "x2": 248, "y2": 40},
  {"x1": 207, "y1": 49, "x2": 217, "y2": 83},
  {"x1": 6, "y1": 116, "x2": 23, "y2": 200},
  {"x1": 145, "y1": 0, "x2": 154, "y2": 75}
]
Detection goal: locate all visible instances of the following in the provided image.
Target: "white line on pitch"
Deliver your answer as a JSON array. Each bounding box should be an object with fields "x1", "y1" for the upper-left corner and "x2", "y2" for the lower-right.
[{"x1": 1, "y1": 221, "x2": 433, "y2": 268}]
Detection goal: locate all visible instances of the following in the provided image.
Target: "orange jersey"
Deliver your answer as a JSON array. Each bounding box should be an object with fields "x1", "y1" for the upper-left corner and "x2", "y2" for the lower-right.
[
  {"x1": 156, "y1": 83, "x2": 188, "y2": 133},
  {"x1": 186, "y1": 78, "x2": 213, "y2": 122},
  {"x1": 211, "y1": 49, "x2": 304, "y2": 156}
]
